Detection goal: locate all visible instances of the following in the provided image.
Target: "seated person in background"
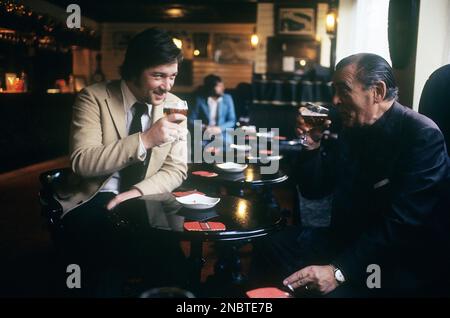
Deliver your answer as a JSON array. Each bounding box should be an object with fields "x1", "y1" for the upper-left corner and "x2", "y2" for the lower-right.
[
  {"x1": 419, "y1": 64, "x2": 450, "y2": 155},
  {"x1": 251, "y1": 53, "x2": 450, "y2": 297},
  {"x1": 188, "y1": 74, "x2": 236, "y2": 145},
  {"x1": 54, "y1": 28, "x2": 189, "y2": 295}
]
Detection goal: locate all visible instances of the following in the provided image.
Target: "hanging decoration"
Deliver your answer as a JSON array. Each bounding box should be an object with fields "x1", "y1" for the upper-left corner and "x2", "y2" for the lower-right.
[{"x1": 0, "y1": 0, "x2": 100, "y2": 51}]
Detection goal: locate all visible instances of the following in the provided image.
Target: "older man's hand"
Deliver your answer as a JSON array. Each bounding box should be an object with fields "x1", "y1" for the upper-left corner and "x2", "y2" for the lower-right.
[{"x1": 283, "y1": 265, "x2": 338, "y2": 295}]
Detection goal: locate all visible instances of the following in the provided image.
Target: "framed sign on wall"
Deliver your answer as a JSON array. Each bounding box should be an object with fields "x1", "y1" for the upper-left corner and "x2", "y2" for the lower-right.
[
  {"x1": 276, "y1": 6, "x2": 316, "y2": 37},
  {"x1": 213, "y1": 33, "x2": 254, "y2": 64}
]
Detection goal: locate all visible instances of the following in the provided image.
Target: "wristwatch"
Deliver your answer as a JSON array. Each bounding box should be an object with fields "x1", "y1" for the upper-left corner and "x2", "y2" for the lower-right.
[{"x1": 330, "y1": 264, "x2": 346, "y2": 285}]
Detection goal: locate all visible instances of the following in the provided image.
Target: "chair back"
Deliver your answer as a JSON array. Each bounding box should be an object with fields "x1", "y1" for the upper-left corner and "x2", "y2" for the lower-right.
[{"x1": 39, "y1": 168, "x2": 71, "y2": 245}]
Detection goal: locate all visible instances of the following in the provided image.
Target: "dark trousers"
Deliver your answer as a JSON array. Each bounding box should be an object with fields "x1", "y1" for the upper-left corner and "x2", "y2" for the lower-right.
[{"x1": 60, "y1": 192, "x2": 188, "y2": 296}]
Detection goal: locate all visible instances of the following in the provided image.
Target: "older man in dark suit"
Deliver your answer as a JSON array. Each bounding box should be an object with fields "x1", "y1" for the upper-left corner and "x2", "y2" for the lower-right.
[{"x1": 253, "y1": 53, "x2": 450, "y2": 297}]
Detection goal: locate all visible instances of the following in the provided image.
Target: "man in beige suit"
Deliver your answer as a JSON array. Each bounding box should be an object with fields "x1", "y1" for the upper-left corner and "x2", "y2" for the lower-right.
[
  {"x1": 59, "y1": 29, "x2": 188, "y2": 216},
  {"x1": 60, "y1": 28, "x2": 189, "y2": 295}
]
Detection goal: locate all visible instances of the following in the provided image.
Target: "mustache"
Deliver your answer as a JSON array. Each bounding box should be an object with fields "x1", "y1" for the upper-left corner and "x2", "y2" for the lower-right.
[{"x1": 152, "y1": 89, "x2": 167, "y2": 95}]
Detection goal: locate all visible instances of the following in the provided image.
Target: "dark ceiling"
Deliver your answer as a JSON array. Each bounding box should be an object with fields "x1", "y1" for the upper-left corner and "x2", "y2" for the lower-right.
[{"x1": 47, "y1": 0, "x2": 259, "y2": 23}]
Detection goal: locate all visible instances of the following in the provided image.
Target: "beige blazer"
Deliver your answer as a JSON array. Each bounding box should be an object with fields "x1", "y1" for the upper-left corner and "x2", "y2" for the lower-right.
[{"x1": 55, "y1": 80, "x2": 188, "y2": 218}]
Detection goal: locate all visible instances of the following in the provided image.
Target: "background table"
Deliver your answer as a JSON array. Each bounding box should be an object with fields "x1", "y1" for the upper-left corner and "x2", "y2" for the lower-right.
[{"x1": 189, "y1": 163, "x2": 288, "y2": 188}]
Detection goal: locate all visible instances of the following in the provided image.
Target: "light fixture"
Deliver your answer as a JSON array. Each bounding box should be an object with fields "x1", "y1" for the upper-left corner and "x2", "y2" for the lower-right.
[
  {"x1": 326, "y1": 8, "x2": 337, "y2": 35},
  {"x1": 172, "y1": 37, "x2": 182, "y2": 49},
  {"x1": 326, "y1": 1, "x2": 338, "y2": 71},
  {"x1": 193, "y1": 49, "x2": 200, "y2": 56},
  {"x1": 251, "y1": 34, "x2": 259, "y2": 49},
  {"x1": 166, "y1": 8, "x2": 184, "y2": 18},
  {"x1": 299, "y1": 59, "x2": 307, "y2": 67},
  {"x1": 250, "y1": 26, "x2": 259, "y2": 49}
]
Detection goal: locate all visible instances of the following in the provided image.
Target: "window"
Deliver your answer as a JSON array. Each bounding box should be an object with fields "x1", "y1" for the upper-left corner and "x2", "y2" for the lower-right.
[{"x1": 336, "y1": 0, "x2": 391, "y2": 65}]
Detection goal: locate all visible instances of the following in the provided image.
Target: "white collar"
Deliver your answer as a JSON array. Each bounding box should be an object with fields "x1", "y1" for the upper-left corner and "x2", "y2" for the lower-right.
[
  {"x1": 207, "y1": 96, "x2": 223, "y2": 104},
  {"x1": 121, "y1": 80, "x2": 152, "y2": 114}
]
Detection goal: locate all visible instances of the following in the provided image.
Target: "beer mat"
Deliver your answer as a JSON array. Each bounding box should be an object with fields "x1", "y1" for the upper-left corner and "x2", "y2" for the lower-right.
[
  {"x1": 273, "y1": 135, "x2": 287, "y2": 140},
  {"x1": 172, "y1": 190, "x2": 205, "y2": 197},
  {"x1": 259, "y1": 149, "x2": 273, "y2": 155},
  {"x1": 184, "y1": 221, "x2": 226, "y2": 232},
  {"x1": 191, "y1": 171, "x2": 218, "y2": 177},
  {"x1": 246, "y1": 287, "x2": 292, "y2": 298}
]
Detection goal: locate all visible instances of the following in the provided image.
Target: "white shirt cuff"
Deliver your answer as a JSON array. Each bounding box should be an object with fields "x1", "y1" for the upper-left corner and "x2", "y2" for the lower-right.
[{"x1": 138, "y1": 133, "x2": 147, "y2": 161}]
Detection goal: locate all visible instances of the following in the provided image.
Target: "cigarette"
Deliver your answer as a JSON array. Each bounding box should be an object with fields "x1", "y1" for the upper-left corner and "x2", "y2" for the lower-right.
[{"x1": 287, "y1": 284, "x2": 294, "y2": 292}]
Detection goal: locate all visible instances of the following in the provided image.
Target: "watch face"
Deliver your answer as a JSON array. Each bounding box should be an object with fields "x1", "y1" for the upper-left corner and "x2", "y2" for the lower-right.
[{"x1": 335, "y1": 269, "x2": 345, "y2": 283}]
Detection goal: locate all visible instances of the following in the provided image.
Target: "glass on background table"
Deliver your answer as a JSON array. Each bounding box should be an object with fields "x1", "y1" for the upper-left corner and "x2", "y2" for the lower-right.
[
  {"x1": 198, "y1": 129, "x2": 305, "y2": 169},
  {"x1": 189, "y1": 162, "x2": 288, "y2": 188}
]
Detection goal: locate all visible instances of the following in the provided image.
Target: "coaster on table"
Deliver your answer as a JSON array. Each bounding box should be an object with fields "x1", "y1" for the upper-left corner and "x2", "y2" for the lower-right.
[
  {"x1": 172, "y1": 190, "x2": 205, "y2": 197},
  {"x1": 246, "y1": 287, "x2": 292, "y2": 298},
  {"x1": 191, "y1": 171, "x2": 218, "y2": 178},
  {"x1": 184, "y1": 221, "x2": 226, "y2": 231}
]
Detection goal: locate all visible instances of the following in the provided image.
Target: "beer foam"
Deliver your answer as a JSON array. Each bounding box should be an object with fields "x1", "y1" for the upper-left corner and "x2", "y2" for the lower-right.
[
  {"x1": 164, "y1": 100, "x2": 188, "y2": 109},
  {"x1": 299, "y1": 107, "x2": 328, "y2": 117}
]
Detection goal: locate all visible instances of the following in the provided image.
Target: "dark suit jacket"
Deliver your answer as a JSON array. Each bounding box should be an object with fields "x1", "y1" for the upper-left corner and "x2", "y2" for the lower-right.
[
  {"x1": 297, "y1": 102, "x2": 450, "y2": 294},
  {"x1": 188, "y1": 93, "x2": 236, "y2": 131}
]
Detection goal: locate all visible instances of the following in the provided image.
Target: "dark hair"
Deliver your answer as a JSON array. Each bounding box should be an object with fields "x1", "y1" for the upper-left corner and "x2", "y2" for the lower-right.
[
  {"x1": 203, "y1": 74, "x2": 222, "y2": 97},
  {"x1": 335, "y1": 53, "x2": 399, "y2": 101},
  {"x1": 120, "y1": 28, "x2": 183, "y2": 81}
]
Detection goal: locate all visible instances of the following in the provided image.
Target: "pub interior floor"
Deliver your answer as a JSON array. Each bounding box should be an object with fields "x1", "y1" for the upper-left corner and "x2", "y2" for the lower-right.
[{"x1": 0, "y1": 157, "x2": 295, "y2": 298}]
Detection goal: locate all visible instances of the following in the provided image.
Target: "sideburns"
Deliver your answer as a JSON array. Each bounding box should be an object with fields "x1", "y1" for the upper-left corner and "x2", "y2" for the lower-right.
[{"x1": 133, "y1": 77, "x2": 142, "y2": 88}]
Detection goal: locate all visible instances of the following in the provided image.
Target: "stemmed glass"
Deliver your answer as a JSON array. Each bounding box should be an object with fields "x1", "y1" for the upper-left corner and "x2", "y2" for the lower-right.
[
  {"x1": 163, "y1": 100, "x2": 188, "y2": 124},
  {"x1": 297, "y1": 102, "x2": 329, "y2": 146}
]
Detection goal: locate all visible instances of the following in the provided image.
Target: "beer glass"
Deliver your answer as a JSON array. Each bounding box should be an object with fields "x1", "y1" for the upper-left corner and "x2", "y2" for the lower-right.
[
  {"x1": 298, "y1": 102, "x2": 329, "y2": 145},
  {"x1": 163, "y1": 100, "x2": 188, "y2": 124}
]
